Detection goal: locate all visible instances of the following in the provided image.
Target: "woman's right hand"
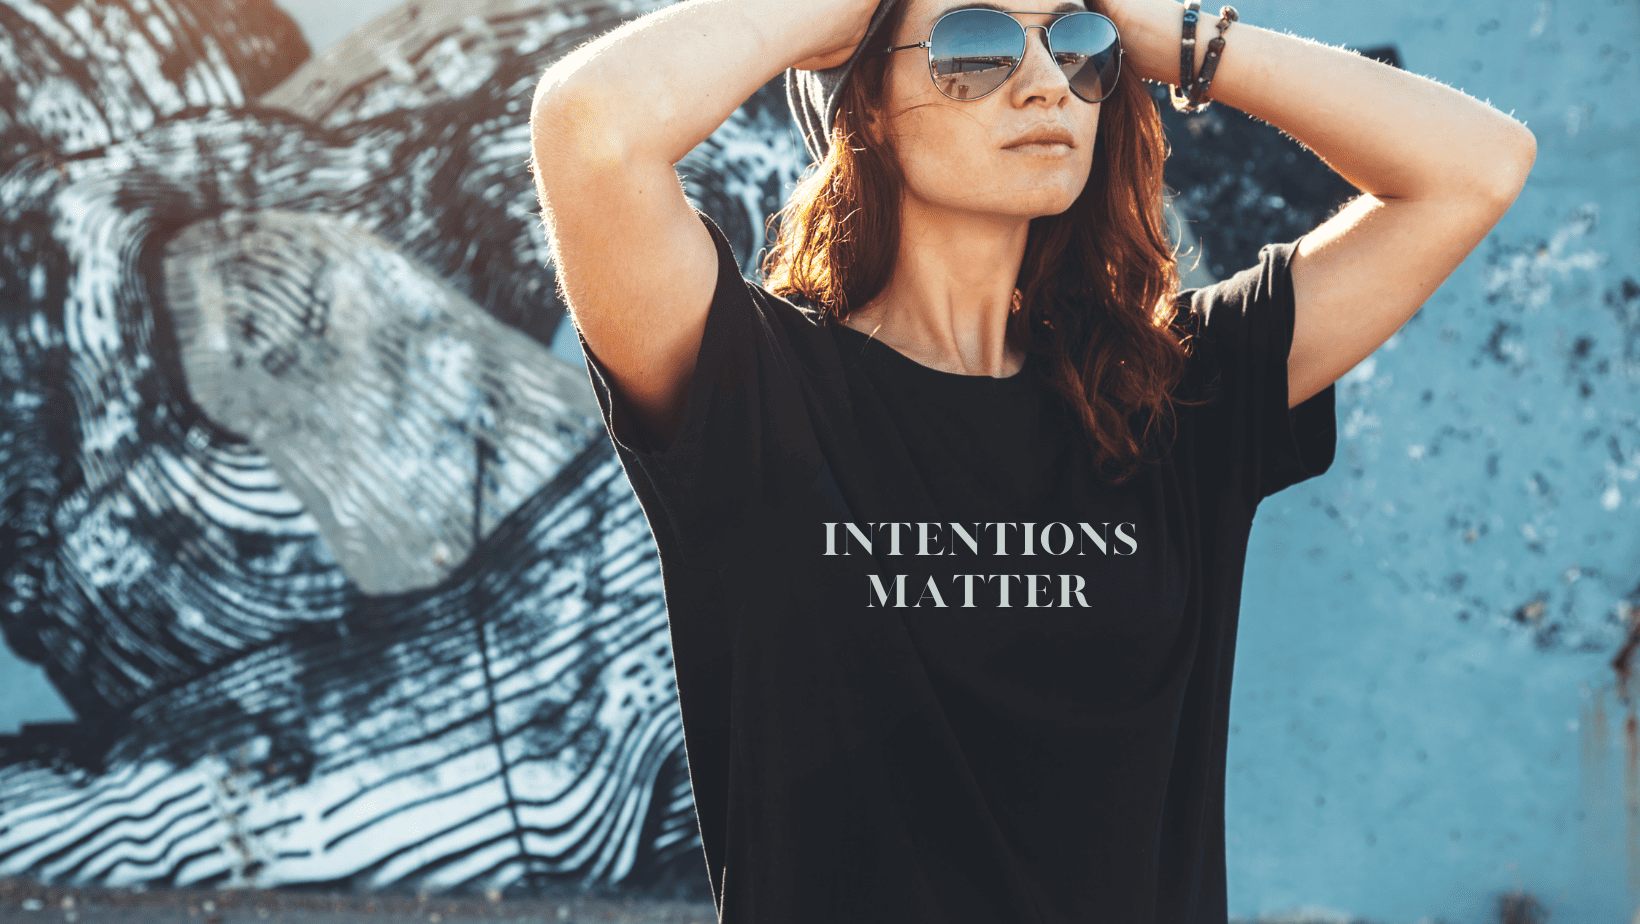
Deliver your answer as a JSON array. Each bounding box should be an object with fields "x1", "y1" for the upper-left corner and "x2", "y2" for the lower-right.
[
  {"x1": 790, "y1": 0, "x2": 882, "y2": 71},
  {"x1": 790, "y1": 44, "x2": 860, "y2": 72}
]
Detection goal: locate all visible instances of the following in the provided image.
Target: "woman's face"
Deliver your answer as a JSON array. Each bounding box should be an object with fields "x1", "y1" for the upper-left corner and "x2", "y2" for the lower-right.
[{"x1": 871, "y1": 0, "x2": 1104, "y2": 224}]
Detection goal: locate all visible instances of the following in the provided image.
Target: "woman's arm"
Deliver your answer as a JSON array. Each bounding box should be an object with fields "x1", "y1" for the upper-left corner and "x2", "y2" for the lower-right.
[
  {"x1": 1106, "y1": 0, "x2": 1537, "y2": 408},
  {"x1": 530, "y1": 0, "x2": 874, "y2": 448}
]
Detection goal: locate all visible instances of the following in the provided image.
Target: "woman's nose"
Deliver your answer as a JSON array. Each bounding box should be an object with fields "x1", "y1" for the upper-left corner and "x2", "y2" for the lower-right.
[{"x1": 1010, "y1": 24, "x2": 1073, "y2": 104}]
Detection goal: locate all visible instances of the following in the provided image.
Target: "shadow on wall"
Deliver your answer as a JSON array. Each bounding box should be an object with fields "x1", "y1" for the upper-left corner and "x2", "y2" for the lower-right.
[{"x1": 0, "y1": 0, "x2": 1537, "y2": 906}]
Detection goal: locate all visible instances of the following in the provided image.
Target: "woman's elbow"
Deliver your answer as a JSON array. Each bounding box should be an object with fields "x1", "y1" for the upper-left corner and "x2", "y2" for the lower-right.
[
  {"x1": 1478, "y1": 120, "x2": 1537, "y2": 212},
  {"x1": 530, "y1": 80, "x2": 632, "y2": 204}
]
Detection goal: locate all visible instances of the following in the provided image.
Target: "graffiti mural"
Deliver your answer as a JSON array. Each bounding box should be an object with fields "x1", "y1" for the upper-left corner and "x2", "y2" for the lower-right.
[{"x1": 0, "y1": 0, "x2": 801, "y2": 899}]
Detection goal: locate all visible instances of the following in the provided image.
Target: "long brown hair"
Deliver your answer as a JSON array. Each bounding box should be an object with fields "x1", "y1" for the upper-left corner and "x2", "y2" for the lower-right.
[{"x1": 761, "y1": 0, "x2": 1196, "y2": 484}]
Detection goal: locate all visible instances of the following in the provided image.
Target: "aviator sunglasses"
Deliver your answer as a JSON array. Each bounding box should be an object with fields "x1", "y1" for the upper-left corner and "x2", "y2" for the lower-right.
[{"x1": 879, "y1": 7, "x2": 1122, "y2": 103}]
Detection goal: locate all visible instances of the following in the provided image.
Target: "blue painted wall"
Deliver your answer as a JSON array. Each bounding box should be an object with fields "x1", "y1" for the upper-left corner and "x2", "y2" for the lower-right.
[{"x1": 1220, "y1": 2, "x2": 1639, "y2": 922}]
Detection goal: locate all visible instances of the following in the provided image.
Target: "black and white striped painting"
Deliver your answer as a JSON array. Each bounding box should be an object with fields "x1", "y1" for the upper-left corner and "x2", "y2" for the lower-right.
[
  {"x1": 0, "y1": 0, "x2": 1368, "y2": 903},
  {"x1": 0, "y1": 0, "x2": 805, "y2": 900}
]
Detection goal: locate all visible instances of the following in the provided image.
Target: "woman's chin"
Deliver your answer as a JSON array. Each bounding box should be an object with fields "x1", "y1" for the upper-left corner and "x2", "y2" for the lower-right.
[
  {"x1": 1008, "y1": 185, "x2": 1087, "y2": 220},
  {"x1": 903, "y1": 179, "x2": 1085, "y2": 225}
]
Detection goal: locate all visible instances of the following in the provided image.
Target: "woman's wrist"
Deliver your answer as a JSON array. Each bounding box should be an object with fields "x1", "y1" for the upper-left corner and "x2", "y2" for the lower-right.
[{"x1": 1103, "y1": 0, "x2": 1221, "y2": 88}]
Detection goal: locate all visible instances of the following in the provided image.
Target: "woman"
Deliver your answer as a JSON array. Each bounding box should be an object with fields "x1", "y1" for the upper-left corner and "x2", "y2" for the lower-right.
[{"x1": 529, "y1": 0, "x2": 1534, "y2": 919}]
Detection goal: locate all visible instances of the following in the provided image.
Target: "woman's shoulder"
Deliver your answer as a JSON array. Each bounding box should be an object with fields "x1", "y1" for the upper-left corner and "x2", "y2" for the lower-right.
[
  {"x1": 1172, "y1": 240, "x2": 1302, "y2": 327},
  {"x1": 695, "y1": 210, "x2": 833, "y2": 337},
  {"x1": 734, "y1": 277, "x2": 849, "y2": 372},
  {"x1": 746, "y1": 277, "x2": 828, "y2": 329}
]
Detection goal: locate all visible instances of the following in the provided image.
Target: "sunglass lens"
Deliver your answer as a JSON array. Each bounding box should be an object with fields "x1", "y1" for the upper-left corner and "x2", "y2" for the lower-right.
[
  {"x1": 929, "y1": 9, "x2": 1023, "y2": 101},
  {"x1": 1048, "y1": 13, "x2": 1121, "y2": 103}
]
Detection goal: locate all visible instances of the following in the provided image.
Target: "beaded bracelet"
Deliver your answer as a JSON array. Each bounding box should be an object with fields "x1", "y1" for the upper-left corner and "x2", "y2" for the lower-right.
[
  {"x1": 1179, "y1": 6, "x2": 1238, "y2": 114},
  {"x1": 1168, "y1": 0, "x2": 1202, "y2": 114}
]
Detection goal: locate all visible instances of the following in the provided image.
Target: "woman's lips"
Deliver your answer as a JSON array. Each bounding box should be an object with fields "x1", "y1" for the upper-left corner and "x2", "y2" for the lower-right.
[{"x1": 1005, "y1": 141, "x2": 1074, "y2": 154}]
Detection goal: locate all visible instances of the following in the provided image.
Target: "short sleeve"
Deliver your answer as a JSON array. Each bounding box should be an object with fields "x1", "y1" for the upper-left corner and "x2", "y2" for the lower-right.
[
  {"x1": 1178, "y1": 240, "x2": 1337, "y2": 507},
  {"x1": 577, "y1": 211, "x2": 826, "y2": 570}
]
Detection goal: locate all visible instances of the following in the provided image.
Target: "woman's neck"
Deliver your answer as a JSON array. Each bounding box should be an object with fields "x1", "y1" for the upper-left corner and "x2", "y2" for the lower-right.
[{"x1": 841, "y1": 201, "x2": 1032, "y2": 378}]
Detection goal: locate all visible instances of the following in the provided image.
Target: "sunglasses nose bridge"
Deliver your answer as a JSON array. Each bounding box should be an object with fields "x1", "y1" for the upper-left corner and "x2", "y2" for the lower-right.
[{"x1": 1010, "y1": 23, "x2": 1073, "y2": 97}]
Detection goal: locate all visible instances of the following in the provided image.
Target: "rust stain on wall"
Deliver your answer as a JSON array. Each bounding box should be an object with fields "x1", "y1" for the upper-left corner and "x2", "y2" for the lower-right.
[
  {"x1": 1581, "y1": 597, "x2": 1640, "y2": 891},
  {"x1": 1609, "y1": 601, "x2": 1640, "y2": 888}
]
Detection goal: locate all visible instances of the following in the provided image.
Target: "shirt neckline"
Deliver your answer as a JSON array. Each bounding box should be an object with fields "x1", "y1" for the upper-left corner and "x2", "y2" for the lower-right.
[{"x1": 828, "y1": 319, "x2": 1033, "y2": 390}]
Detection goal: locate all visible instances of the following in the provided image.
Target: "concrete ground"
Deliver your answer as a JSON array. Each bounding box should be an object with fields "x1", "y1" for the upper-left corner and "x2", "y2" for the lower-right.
[
  {"x1": 2, "y1": 877, "x2": 1569, "y2": 924},
  {"x1": 0, "y1": 879, "x2": 719, "y2": 924}
]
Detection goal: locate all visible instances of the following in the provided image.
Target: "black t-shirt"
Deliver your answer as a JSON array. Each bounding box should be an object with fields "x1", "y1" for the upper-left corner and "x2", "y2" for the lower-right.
[{"x1": 577, "y1": 212, "x2": 1336, "y2": 923}]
